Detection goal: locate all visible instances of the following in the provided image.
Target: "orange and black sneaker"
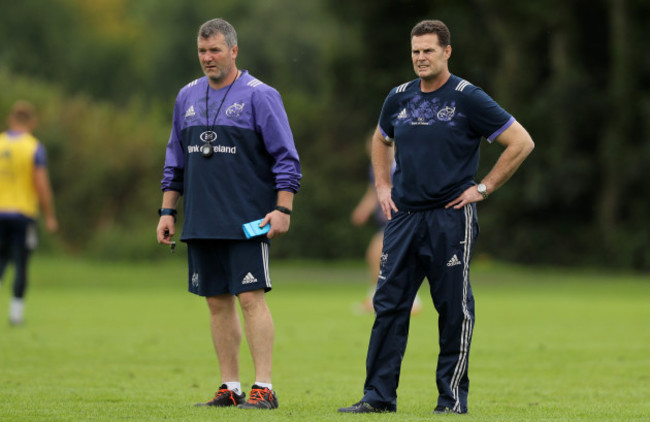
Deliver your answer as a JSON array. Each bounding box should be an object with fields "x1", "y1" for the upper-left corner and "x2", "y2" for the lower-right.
[
  {"x1": 237, "y1": 385, "x2": 279, "y2": 409},
  {"x1": 195, "y1": 384, "x2": 245, "y2": 407}
]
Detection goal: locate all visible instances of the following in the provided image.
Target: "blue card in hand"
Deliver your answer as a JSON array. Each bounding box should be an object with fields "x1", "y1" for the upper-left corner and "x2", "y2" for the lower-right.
[{"x1": 242, "y1": 219, "x2": 271, "y2": 239}]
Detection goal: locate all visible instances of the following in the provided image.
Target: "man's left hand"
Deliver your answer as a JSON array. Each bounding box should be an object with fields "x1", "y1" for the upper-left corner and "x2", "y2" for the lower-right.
[
  {"x1": 261, "y1": 210, "x2": 290, "y2": 239},
  {"x1": 445, "y1": 186, "x2": 484, "y2": 210}
]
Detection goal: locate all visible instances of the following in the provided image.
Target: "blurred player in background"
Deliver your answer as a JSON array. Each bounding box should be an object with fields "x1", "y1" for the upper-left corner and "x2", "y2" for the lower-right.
[
  {"x1": 0, "y1": 100, "x2": 58, "y2": 325},
  {"x1": 350, "y1": 133, "x2": 421, "y2": 315}
]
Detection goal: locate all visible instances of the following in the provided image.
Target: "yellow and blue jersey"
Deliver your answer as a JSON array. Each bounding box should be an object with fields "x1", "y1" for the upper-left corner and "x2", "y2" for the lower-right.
[{"x1": 0, "y1": 131, "x2": 46, "y2": 219}]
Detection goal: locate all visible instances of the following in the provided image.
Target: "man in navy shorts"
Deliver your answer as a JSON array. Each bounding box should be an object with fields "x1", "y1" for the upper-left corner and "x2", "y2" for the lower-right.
[
  {"x1": 339, "y1": 19, "x2": 534, "y2": 415},
  {"x1": 156, "y1": 18, "x2": 301, "y2": 410}
]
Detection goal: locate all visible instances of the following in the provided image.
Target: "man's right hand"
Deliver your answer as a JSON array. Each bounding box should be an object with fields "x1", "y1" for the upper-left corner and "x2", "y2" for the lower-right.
[
  {"x1": 157, "y1": 216, "x2": 175, "y2": 244},
  {"x1": 376, "y1": 185, "x2": 398, "y2": 220}
]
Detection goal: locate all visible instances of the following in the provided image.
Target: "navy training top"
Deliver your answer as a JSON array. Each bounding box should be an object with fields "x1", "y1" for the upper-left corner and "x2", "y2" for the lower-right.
[
  {"x1": 378, "y1": 74, "x2": 514, "y2": 211},
  {"x1": 162, "y1": 71, "x2": 302, "y2": 240}
]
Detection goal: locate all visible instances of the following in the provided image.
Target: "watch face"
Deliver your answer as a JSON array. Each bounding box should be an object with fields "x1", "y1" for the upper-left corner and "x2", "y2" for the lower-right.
[{"x1": 477, "y1": 184, "x2": 486, "y2": 193}]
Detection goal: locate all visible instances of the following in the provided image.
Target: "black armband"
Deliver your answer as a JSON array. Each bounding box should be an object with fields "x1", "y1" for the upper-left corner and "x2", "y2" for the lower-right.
[
  {"x1": 274, "y1": 206, "x2": 292, "y2": 215},
  {"x1": 158, "y1": 208, "x2": 177, "y2": 222}
]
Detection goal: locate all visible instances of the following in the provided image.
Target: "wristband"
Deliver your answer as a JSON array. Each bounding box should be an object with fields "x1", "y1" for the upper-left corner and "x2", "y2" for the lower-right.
[
  {"x1": 274, "y1": 206, "x2": 292, "y2": 215},
  {"x1": 158, "y1": 208, "x2": 177, "y2": 222}
]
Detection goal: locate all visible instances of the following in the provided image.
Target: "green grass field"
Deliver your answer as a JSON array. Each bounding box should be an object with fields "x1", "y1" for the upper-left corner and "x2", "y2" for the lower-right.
[{"x1": 0, "y1": 255, "x2": 648, "y2": 421}]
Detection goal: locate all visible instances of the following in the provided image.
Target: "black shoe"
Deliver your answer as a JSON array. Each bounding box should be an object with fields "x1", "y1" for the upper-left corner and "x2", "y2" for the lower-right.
[
  {"x1": 195, "y1": 384, "x2": 245, "y2": 407},
  {"x1": 434, "y1": 405, "x2": 452, "y2": 414},
  {"x1": 434, "y1": 405, "x2": 467, "y2": 414},
  {"x1": 237, "y1": 385, "x2": 278, "y2": 409},
  {"x1": 338, "y1": 401, "x2": 394, "y2": 413}
]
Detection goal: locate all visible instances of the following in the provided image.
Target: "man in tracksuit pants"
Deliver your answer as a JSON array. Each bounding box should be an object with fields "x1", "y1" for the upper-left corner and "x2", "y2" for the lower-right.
[{"x1": 339, "y1": 19, "x2": 534, "y2": 415}]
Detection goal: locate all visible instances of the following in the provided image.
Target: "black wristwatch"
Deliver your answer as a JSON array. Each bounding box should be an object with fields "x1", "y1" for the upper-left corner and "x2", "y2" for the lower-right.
[
  {"x1": 158, "y1": 208, "x2": 177, "y2": 222},
  {"x1": 275, "y1": 206, "x2": 292, "y2": 215}
]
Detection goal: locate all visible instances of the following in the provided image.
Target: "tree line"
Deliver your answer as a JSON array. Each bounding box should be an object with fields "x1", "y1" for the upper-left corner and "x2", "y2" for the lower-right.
[{"x1": 1, "y1": 0, "x2": 648, "y2": 269}]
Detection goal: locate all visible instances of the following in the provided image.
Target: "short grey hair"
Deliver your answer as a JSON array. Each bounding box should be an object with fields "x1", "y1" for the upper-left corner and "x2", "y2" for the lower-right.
[{"x1": 198, "y1": 18, "x2": 238, "y2": 47}]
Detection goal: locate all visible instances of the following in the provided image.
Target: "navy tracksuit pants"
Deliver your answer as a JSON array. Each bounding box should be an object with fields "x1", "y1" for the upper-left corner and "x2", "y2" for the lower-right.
[{"x1": 361, "y1": 204, "x2": 478, "y2": 413}]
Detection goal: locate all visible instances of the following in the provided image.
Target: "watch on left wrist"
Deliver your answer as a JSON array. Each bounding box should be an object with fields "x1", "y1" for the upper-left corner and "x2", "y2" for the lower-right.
[{"x1": 477, "y1": 183, "x2": 488, "y2": 200}]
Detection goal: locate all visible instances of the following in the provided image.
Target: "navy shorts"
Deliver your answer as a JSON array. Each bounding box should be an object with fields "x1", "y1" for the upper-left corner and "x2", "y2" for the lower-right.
[{"x1": 186, "y1": 238, "x2": 271, "y2": 297}]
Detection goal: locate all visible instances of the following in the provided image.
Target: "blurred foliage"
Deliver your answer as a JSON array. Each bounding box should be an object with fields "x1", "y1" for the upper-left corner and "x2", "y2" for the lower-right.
[
  {"x1": 0, "y1": 0, "x2": 648, "y2": 269},
  {"x1": 0, "y1": 68, "x2": 167, "y2": 258}
]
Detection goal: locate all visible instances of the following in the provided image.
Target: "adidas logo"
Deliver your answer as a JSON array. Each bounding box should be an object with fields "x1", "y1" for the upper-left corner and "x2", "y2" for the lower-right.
[
  {"x1": 446, "y1": 254, "x2": 462, "y2": 267},
  {"x1": 242, "y1": 272, "x2": 257, "y2": 285},
  {"x1": 397, "y1": 108, "x2": 408, "y2": 119},
  {"x1": 185, "y1": 105, "x2": 195, "y2": 118}
]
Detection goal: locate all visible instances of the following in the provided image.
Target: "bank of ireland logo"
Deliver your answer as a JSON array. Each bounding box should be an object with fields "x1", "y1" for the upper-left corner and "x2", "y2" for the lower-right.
[
  {"x1": 437, "y1": 106, "x2": 456, "y2": 122},
  {"x1": 200, "y1": 131, "x2": 217, "y2": 143},
  {"x1": 226, "y1": 102, "x2": 245, "y2": 118}
]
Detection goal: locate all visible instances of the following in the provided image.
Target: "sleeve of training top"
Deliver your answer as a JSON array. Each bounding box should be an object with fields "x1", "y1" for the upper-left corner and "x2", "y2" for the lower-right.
[
  {"x1": 464, "y1": 86, "x2": 514, "y2": 143},
  {"x1": 377, "y1": 87, "x2": 399, "y2": 143},
  {"x1": 34, "y1": 143, "x2": 47, "y2": 167},
  {"x1": 161, "y1": 94, "x2": 186, "y2": 193},
  {"x1": 253, "y1": 87, "x2": 302, "y2": 193}
]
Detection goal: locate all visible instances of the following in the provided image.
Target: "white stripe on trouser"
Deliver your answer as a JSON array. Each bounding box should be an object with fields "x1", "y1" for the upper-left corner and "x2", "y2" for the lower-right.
[
  {"x1": 261, "y1": 242, "x2": 271, "y2": 288},
  {"x1": 450, "y1": 204, "x2": 474, "y2": 413}
]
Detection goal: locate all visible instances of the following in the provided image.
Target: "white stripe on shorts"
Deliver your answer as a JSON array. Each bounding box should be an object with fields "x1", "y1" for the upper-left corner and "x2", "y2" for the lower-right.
[{"x1": 261, "y1": 242, "x2": 271, "y2": 288}]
